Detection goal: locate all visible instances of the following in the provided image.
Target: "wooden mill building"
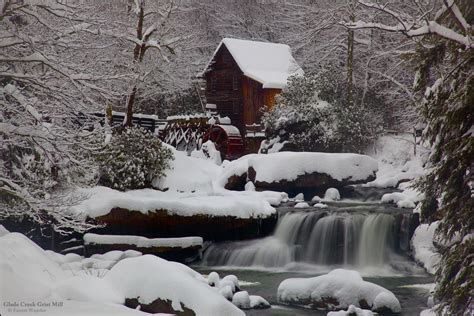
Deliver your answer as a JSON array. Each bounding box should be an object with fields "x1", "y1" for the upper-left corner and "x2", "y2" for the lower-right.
[{"x1": 202, "y1": 38, "x2": 303, "y2": 141}]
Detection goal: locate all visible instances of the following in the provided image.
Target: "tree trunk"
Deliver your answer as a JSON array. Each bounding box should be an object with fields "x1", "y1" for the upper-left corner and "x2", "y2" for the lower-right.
[{"x1": 346, "y1": 4, "x2": 355, "y2": 107}]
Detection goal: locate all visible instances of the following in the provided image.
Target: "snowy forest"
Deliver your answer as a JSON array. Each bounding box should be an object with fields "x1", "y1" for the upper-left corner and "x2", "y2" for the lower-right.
[{"x1": 0, "y1": 0, "x2": 472, "y2": 316}]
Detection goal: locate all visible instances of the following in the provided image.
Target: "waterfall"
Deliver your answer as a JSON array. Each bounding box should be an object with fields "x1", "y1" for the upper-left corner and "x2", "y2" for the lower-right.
[{"x1": 201, "y1": 210, "x2": 401, "y2": 269}]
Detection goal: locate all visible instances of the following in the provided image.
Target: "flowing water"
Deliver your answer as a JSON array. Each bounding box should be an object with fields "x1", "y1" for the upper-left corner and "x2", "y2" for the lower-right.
[{"x1": 196, "y1": 200, "x2": 433, "y2": 315}]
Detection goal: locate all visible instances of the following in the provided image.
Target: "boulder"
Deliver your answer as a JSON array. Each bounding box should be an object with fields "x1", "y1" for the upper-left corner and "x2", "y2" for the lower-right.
[
  {"x1": 277, "y1": 269, "x2": 401, "y2": 313},
  {"x1": 91, "y1": 208, "x2": 277, "y2": 242},
  {"x1": 247, "y1": 152, "x2": 378, "y2": 197}
]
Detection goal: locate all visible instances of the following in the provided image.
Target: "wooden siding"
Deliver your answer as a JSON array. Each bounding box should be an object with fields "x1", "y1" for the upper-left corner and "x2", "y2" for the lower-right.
[
  {"x1": 204, "y1": 45, "x2": 244, "y2": 131},
  {"x1": 204, "y1": 44, "x2": 282, "y2": 134}
]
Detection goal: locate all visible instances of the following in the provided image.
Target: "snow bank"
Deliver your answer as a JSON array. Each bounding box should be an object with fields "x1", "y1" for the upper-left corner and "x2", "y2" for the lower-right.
[
  {"x1": 105, "y1": 255, "x2": 244, "y2": 316},
  {"x1": 84, "y1": 233, "x2": 203, "y2": 249},
  {"x1": 0, "y1": 233, "x2": 67, "y2": 301},
  {"x1": 411, "y1": 222, "x2": 440, "y2": 274},
  {"x1": 248, "y1": 152, "x2": 378, "y2": 183},
  {"x1": 55, "y1": 275, "x2": 124, "y2": 304},
  {"x1": 277, "y1": 269, "x2": 401, "y2": 313},
  {"x1": 72, "y1": 186, "x2": 276, "y2": 219},
  {"x1": 327, "y1": 305, "x2": 375, "y2": 316}
]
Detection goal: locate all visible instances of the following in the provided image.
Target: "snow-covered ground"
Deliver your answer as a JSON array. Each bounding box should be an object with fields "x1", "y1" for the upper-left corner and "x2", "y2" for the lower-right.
[
  {"x1": 0, "y1": 231, "x2": 268, "y2": 316},
  {"x1": 365, "y1": 135, "x2": 427, "y2": 208}
]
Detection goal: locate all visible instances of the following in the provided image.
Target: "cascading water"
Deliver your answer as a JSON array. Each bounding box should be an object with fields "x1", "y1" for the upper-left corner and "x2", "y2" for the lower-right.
[{"x1": 201, "y1": 209, "x2": 408, "y2": 269}]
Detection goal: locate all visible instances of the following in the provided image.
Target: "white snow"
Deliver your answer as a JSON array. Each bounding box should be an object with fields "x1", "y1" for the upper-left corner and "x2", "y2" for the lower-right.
[
  {"x1": 105, "y1": 255, "x2": 244, "y2": 316},
  {"x1": 294, "y1": 202, "x2": 310, "y2": 208},
  {"x1": 204, "y1": 38, "x2": 304, "y2": 89},
  {"x1": 411, "y1": 222, "x2": 440, "y2": 274},
  {"x1": 248, "y1": 152, "x2": 378, "y2": 183},
  {"x1": 0, "y1": 224, "x2": 10, "y2": 237},
  {"x1": 327, "y1": 305, "x2": 375, "y2": 316},
  {"x1": 311, "y1": 195, "x2": 322, "y2": 202},
  {"x1": 293, "y1": 193, "x2": 305, "y2": 201},
  {"x1": 245, "y1": 181, "x2": 256, "y2": 191},
  {"x1": 249, "y1": 295, "x2": 270, "y2": 309},
  {"x1": 277, "y1": 269, "x2": 401, "y2": 312},
  {"x1": 232, "y1": 291, "x2": 251, "y2": 309},
  {"x1": 324, "y1": 188, "x2": 340, "y2": 201},
  {"x1": 191, "y1": 140, "x2": 222, "y2": 166},
  {"x1": 380, "y1": 178, "x2": 424, "y2": 209},
  {"x1": 154, "y1": 149, "x2": 221, "y2": 192},
  {"x1": 72, "y1": 186, "x2": 277, "y2": 219},
  {"x1": 55, "y1": 275, "x2": 124, "y2": 304},
  {"x1": 314, "y1": 202, "x2": 328, "y2": 208},
  {"x1": 84, "y1": 233, "x2": 203, "y2": 249}
]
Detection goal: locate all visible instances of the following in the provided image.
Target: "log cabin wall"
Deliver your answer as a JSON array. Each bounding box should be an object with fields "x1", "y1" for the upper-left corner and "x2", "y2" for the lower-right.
[{"x1": 204, "y1": 46, "x2": 244, "y2": 132}]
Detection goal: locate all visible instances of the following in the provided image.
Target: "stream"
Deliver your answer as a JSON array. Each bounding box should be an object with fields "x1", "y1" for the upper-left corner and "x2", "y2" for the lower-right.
[{"x1": 194, "y1": 197, "x2": 434, "y2": 315}]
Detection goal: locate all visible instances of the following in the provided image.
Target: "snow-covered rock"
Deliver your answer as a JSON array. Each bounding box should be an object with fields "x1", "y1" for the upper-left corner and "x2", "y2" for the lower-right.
[
  {"x1": 84, "y1": 233, "x2": 203, "y2": 249},
  {"x1": 277, "y1": 269, "x2": 401, "y2": 313},
  {"x1": 293, "y1": 193, "x2": 305, "y2": 201},
  {"x1": 314, "y1": 203, "x2": 328, "y2": 208},
  {"x1": 327, "y1": 305, "x2": 375, "y2": 316},
  {"x1": 311, "y1": 195, "x2": 322, "y2": 202},
  {"x1": 104, "y1": 255, "x2": 244, "y2": 316},
  {"x1": 232, "y1": 291, "x2": 251, "y2": 309},
  {"x1": 380, "y1": 183, "x2": 423, "y2": 209},
  {"x1": 294, "y1": 202, "x2": 310, "y2": 208},
  {"x1": 324, "y1": 188, "x2": 340, "y2": 201},
  {"x1": 249, "y1": 295, "x2": 271, "y2": 309},
  {"x1": 247, "y1": 152, "x2": 378, "y2": 193},
  {"x1": 72, "y1": 186, "x2": 276, "y2": 219},
  {"x1": 411, "y1": 222, "x2": 440, "y2": 274}
]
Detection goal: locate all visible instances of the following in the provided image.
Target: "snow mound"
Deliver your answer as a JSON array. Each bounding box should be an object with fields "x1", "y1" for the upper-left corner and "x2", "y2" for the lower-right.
[
  {"x1": 55, "y1": 275, "x2": 124, "y2": 304},
  {"x1": 293, "y1": 193, "x2": 305, "y2": 201},
  {"x1": 154, "y1": 149, "x2": 221, "y2": 192},
  {"x1": 294, "y1": 202, "x2": 310, "y2": 208},
  {"x1": 314, "y1": 203, "x2": 328, "y2": 208},
  {"x1": 104, "y1": 255, "x2": 244, "y2": 316},
  {"x1": 411, "y1": 222, "x2": 440, "y2": 274},
  {"x1": 232, "y1": 291, "x2": 251, "y2": 309},
  {"x1": 327, "y1": 305, "x2": 375, "y2": 316},
  {"x1": 324, "y1": 188, "x2": 340, "y2": 201},
  {"x1": 277, "y1": 269, "x2": 401, "y2": 313},
  {"x1": 84, "y1": 233, "x2": 203, "y2": 249},
  {"x1": 191, "y1": 140, "x2": 222, "y2": 166},
  {"x1": 248, "y1": 152, "x2": 378, "y2": 183}
]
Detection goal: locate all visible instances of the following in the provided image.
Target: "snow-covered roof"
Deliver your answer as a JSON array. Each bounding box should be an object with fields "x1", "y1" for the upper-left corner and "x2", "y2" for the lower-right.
[{"x1": 204, "y1": 38, "x2": 304, "y2": 89}]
